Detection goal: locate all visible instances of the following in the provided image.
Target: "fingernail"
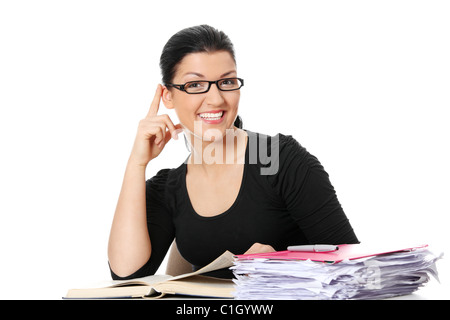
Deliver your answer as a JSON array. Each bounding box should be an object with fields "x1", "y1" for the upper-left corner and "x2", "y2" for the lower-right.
[{"x1": 172, "y1": 131, "x2": 178, "y2": 140}]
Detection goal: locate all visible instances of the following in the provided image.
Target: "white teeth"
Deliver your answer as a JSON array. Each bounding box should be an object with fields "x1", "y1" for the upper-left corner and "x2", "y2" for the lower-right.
[{"x1": 199, "y1": 111, "x2": 223, "y2": 120}]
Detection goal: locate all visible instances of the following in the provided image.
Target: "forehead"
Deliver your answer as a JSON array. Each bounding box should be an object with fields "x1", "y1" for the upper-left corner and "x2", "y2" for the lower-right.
[{"x1": 174, "y1": 51, "x2": 237, "y2": 81}]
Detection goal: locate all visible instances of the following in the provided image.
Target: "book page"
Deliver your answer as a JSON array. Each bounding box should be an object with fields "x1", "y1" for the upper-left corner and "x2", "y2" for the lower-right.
[{"x1": 170, "y1": 251, "x2": 234, "y2": 281}]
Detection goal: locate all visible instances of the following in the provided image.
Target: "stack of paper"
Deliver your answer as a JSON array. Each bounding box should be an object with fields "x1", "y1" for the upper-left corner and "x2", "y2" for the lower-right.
[{"x1": 231, "y1": 245, "x2": 442, "y2": 300}]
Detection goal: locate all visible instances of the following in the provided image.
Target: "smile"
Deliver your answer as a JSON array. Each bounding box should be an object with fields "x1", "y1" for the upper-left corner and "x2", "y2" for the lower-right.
[{"x1": 198, "y1": 111, "x2": 224, "y2": 121}]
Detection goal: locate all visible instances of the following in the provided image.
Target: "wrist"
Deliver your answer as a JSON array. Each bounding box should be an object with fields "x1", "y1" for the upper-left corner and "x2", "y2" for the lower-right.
[{"x1": 126, "y1": 157, "x2": 149, "y2": 172}]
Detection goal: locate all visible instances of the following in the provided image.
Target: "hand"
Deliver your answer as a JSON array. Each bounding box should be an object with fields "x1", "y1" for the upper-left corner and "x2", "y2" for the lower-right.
[
  {"x1": 129, "y1": 85, "x2": 182, "y2": 167},
  {"x1": 244, "y1": 242, "x2": 276, "y2": 255}
]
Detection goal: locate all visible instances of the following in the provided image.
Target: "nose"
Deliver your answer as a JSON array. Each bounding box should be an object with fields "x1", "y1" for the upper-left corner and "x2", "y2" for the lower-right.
[{"x1": 204, "y1": 82, "x2": 225, "y2": 106}]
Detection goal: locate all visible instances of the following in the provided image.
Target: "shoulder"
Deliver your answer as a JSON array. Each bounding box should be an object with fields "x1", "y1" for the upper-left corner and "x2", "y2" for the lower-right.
[
  {"x1": 246, "y1": 130, "x2": 320, "y2": 174},
  {"x1": 246, "y1": 130, "x2": 306, "y2": 154},
  {"x1": 146, "y1": 163, "x2": 185, "y2": 196},
  {"x1": 276, "y1": 133, "x2": 321, "y2": 169}
]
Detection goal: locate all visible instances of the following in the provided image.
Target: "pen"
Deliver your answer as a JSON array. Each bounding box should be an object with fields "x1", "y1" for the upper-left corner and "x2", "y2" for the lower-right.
[{"x1": 287, "y1": 244, "x2": 339, "y2": 252}]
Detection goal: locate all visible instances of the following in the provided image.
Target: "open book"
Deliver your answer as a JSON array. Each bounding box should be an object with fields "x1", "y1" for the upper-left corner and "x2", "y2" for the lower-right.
[{"x1": 65, "y1": 251, "x2": 235, "y2": 299}]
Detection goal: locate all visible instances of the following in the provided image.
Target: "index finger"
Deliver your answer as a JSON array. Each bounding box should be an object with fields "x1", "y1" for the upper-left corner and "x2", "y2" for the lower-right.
[{"x1": 146, "y1": 84, "x2": 163, "y2": 118}]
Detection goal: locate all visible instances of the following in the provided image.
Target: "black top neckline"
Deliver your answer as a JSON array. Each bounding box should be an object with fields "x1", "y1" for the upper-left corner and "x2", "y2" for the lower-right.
[{"x1": 181, "y1": 131, "x2": 250, "y2": 220}]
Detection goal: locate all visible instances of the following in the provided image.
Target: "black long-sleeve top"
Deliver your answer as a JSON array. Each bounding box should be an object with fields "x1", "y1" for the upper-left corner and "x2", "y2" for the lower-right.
[{"x1": 110, "y1": 131, "x2": 359, "y2": 279}]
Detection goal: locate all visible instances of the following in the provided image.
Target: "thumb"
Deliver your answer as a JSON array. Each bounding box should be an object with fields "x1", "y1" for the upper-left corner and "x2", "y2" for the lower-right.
[{"x1": 164, "y1": 123, "x2": 183, "y2": 143}]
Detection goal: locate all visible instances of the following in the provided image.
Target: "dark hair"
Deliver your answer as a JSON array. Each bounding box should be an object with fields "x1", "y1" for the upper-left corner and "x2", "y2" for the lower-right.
[{"x1": 159, "y1": 25, "x2": 242, "y2": 129}]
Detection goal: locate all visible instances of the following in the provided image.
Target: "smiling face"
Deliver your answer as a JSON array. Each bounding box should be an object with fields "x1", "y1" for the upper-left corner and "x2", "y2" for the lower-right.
[{"x1": 161, "y1": 51, "x2": 241, "y2": 141}]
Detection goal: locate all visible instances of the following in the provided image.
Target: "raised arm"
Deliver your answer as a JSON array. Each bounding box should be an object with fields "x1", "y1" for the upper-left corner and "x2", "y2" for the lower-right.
[{"x1": 108, "y1": 85, "x2": 180, "y2": 277}]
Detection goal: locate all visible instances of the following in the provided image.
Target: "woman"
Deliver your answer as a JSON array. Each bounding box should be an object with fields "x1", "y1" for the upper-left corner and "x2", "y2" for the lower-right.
[{"x1": 108, "y1": 25, "x2": 358, "y2": 280}]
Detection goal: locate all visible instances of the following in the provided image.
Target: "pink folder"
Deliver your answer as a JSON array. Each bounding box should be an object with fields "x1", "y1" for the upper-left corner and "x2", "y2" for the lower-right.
[{"x1": 234, "y1": 243, "x2": 428, "y2": 263}]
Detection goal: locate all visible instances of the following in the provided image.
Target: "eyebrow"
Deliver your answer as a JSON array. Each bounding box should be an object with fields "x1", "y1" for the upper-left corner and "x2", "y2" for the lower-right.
[
  {"x1": 221, "y1": 70, "x2": 237, "y2": 78},
  {"x1": 182, "y1": 72, "x2": 204, "y2": 78}
]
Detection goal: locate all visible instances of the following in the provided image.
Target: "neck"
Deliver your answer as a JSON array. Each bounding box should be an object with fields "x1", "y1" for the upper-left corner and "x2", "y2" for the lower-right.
[{"x1": 185, "y1": 127, "x2": 247, "y2": 171}]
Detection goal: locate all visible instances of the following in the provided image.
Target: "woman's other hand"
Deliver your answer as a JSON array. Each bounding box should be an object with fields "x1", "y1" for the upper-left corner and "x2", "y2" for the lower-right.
[{"x1": 244, "y1": 242, "x2": 276, "y2": 255}]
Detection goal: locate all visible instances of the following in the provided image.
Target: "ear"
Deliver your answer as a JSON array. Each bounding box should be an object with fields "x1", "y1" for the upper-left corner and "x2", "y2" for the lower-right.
[{"x1": 161, "y1": 86, "x2": 175, "y2": 109}]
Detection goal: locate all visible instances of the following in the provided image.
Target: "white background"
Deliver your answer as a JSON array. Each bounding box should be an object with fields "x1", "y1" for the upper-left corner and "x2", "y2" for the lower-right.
[{"x1": 0, "y1": 0, "x2": 449, "y2": 299}]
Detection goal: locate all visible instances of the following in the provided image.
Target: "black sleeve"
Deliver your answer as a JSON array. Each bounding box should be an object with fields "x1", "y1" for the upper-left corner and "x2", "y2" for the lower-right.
[
  {"x1": 269, "y1": 134, "x2": 359, "y2": 245},
  {"x1": 109, "y1": 169, "x2": 175, "y2": 280}
]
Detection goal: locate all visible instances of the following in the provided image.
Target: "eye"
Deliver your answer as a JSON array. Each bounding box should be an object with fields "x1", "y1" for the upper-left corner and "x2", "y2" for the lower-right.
[
  {"x1": 185, "y1": 81, "x2": 208, "y2": 93},
  {"x1": 186, "y1": 82, "x2": 201, "y2": 88},
  {"x1": 219, "y1": 78, "x2": 240, "y2": 90},
  {"x1": 220, "y1": 79, "x2": 236, "y2": 86}
]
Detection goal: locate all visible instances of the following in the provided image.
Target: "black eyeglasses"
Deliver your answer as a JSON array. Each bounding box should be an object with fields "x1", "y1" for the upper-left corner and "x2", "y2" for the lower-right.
[{"x1": 166, "y1": 77, "x2": 244, "y2": 94}]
